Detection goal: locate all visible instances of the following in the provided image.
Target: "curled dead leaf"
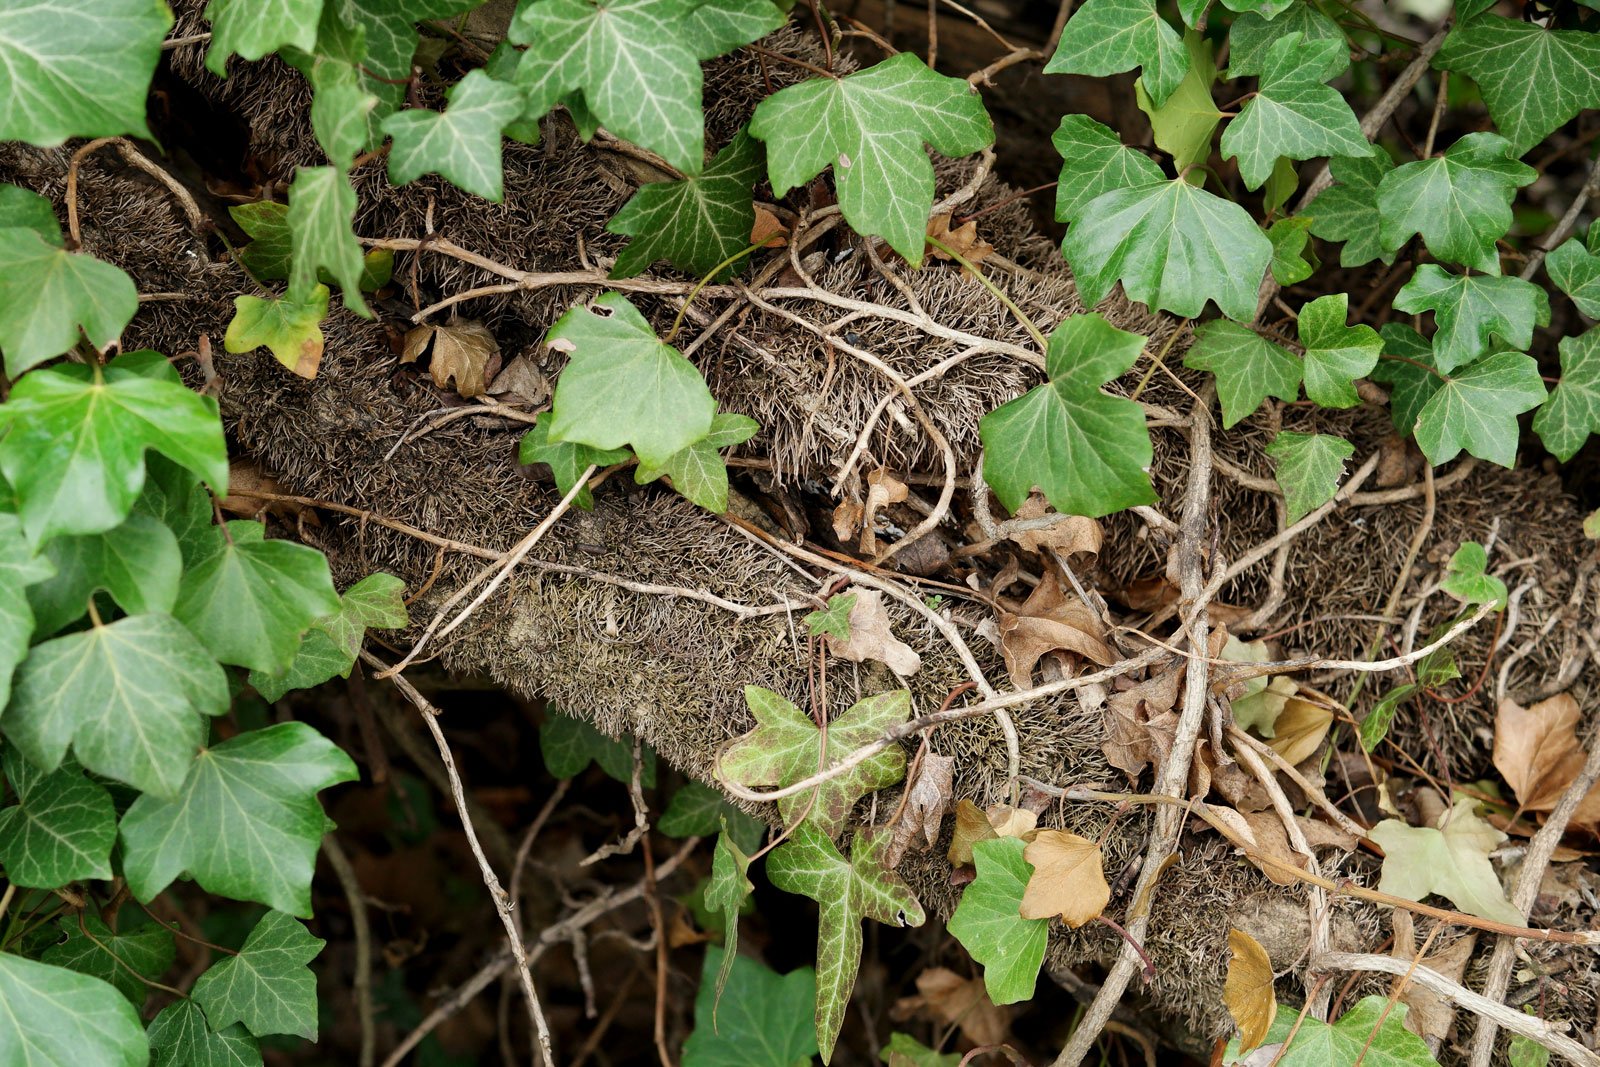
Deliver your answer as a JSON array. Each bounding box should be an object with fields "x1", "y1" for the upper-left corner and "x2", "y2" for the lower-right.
[
  {"x1": 219, "y1": 459, "x2": 319, "y2": 526},
  {"x1": 1019, "y1": 829, "x2": 1109, "y2": 928},
  {"x1": 402, "y1": 319, "x2": 499, "y2": 398},
  {"x1": 1224, "y1": 928, "x2": 1277, "y2": 1053},
  {"x1": 926, "y1": 212, "x2": 993, "y2": 265},
  {"x1": 884, "y1": 753, "x2": 955, "y2": 867},
  {"x1": 1266, "y1": 697, "x2": 1335, "y2": 767},
  {"x1": 1005, "y1": 496, "x2": 1103, "y2": 558},
  {"x1": 822, "y1": 589, "x2": 922, "y2": 676},
  {"x1": 1104, "y1": 663, "x2": 1183, "y2": 779},
  {"x1": 486, "y1": 353, "x2": 550, "y2": 406},
  {"x1": 861, "y1": 467, "x2": 908, "y2": 554},
  {"x1": 999, "y1": 571, "x2": 1114, "y2": 689}
]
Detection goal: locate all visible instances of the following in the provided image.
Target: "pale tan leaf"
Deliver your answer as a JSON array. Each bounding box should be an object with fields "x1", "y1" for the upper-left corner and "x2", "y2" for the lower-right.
[
  {"x1": 1224, "y1": 928, "x2": 1277, "y2": 1053},
  {"x1": 984, "y1": 803, "x2": 1038, "y2": 840},
  {"x1": 1006, "y1": 496, "x2": 1103, "y2": 557},
  {"x1": 832, "y1": 498, "x2": 864, "y2": 544},
  {"x1": 402, "y1": 320, "x2": 498, "y2": 398},
  {"x1": 861, "y1": 467, "x2": 908, "y2": 554},
  {"x1": 1267, "y1": 697, "x2": 1334, "y2": 766},
  {"x1": 947, "y1": 799, "x2": 997, "y2": 865},
  {"x1": 1493, "y1": 693, "x2": 1591, "y2": 813},
  {"x1": 1019, "y1": 829, "x2": 1109, "y2": 927},
  {"x1": 822, "y1": 589, "x2": 922, "y2": 676}
]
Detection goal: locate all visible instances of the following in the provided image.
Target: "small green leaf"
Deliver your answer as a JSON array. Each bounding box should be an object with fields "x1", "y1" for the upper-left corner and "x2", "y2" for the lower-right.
[
  {"x1": 120, "y1": 722, "x2": 359, "y2": 917},
  {"x1": 0, "y1": 186, "x2": 62, "y2": 241},
  {"x1": 147, "y1": 999, "x2": 263, "y2": 1067},
  {"x1": 1533, "y1": 327, "x2": 1600, "y2": 462},
  {"x1": 40, "y1": 915, "x2": 174, "y2": 1007},
  {"x1": 287, "y1": 166, "x2": 369, "y2": 315},
  {"x1": 1369, "y1": 798, "x2": 1522, "y2": 924},
  {"x1": 1434, "y1": 15, "x2": 1600, "y2": 156},
  {"x1": 682, "y1": 945, "x2": 817, "y2": 1067},
  {"x1": 1135, "y1": 31, "x2": 1221, "y2": 178},
  {"x1": 749, "y1": 54, "x2": 995, "y2": 265},
  {"x1": 1306, "y1": 150, "x2": 1398, "y2": 268},
  {"x1": 1221, "y1": 33, "x2": 1366, "y2": 190},
  {"x1": 383, "y1": 70, "x2": 526, "y2": 201},
  {"x1": 1047, "y1": 0, "x2": 1189, "y2": 108},
  {"x1": 230, "y1": 200, "x2": 390, "y2": 290},
  {"x1": 1411, "y1": 352, "x2": 1546, "y2": 468},
  {"x1": 294, "y1": 46, "x2": 380, "y2": 169},
  {"x1": 1360, "y1": 682, "x2": 1418, "y2": 752},
  {"x1": 248, "y1": 571, "x2": 409, "y2": 701},
  {"x1": 767, "y1": 826, "x2": 925, "y2": 1064},
  {"x1": 947, "y1": 836, "x2": 1048, "y2": 1005},
  {"x1": 0, "y1": 512, "x2": 52, "y2": 709},
  {"x1": 721, "y1": 687, "x2": 909, "y2": 838},
  {"x1": 658, "y1": 782, "x2": 764, "y2": 848},
  {"x1": 634, "y1": 412, "x2": 760, "y2": 513},
  {"x1": 1226, "y1": 3, "x2": 1344, "y2": 79},
  {"x1": 1441, "y1": 541, "x2": 1508, "y2": 610},
  {"x1": 0, "y1": 750, "x2": 116, "y2": 887},
  {"x1": 1392, "y1": 264, "x2": 1549, "y2": 373},
  {"x1": 804, "y1": 594, "x2": 857, "y2": 641},
  {"x1": 1266, "y1": 432, "x2": 1353, "y2": 522},
  {"x1": 1183, "y1": 320, "x2": 1301, "y2": 428},
  {"x1": 701, "y1": 828, "x2": 755, "y2": 1016},
  {"x1": 224, "y1": 287, "x2": 330, "y2": 378},
  {"x1": 1225, "y1": 995, "x2": 1435, "y2": 1066},
  {"x1": 1510, "y1": 1024, "x2": 1552, "y2": 1067},
  {"x1": 608, "y1": 131, "x2": 762, "y2": 279},
  {"x1": 545, "y1": 293, "x2": 717, "y2": 466},
  {"x1": 1546, "y1": 232, "x2": 1600, "y2": 317},
  {"x1": 1266, "y1": 216, "x2": 1317, "y2": 286},
  {"x1": 1050, "y1": 115, "x2": 1164, "y2": 225},
  {"x1": 1263, "y1": 157, "x2": 1300, "y2": 217},
  {"x1": 1297, "y1": 293, "x2": 1381, "y2": 409},
  {"x1": 517, "y1": 416, "x2": 631, "y2": 510},
  {"x1": 204, "y1": 0, "x2": 323, "y2": 75},
  {"x1": 192, "y1": 911, "x2": 325, "y2": 1040},
  {"x1": 0, "y1": 954, "x2": 146, "y2": 1067},
  {"x1": 882, "y1": 1032, "x2": 962, "y2": 1067},
  {"x1": 4, "y1": 614, "x2": 230, "y2": 798},
  {"x1": 1370, "y1": 323, "x2": 1443, "y2": 435},
  {"x1": 27, "y1": 512, "x2": 183, "y2": 637},
  {"x1": 0, "y1": 228, "x2": 139, "y2": 377},
  {"x1": 979, "y1": 313, "x2": 1156, "y2": 517},
  {"x1": 539, "y1": 711, "x2": 657, "y2": 786},
  {"x1": 1376, "y1": 133, "x2": 1535, "y2": 274}
]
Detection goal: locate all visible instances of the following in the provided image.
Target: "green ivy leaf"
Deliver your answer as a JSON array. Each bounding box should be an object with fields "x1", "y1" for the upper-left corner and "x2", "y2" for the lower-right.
[
  {"x1": 0, "y1": 513, "x2": 52, "y2": 709},
  {"x1": 287, "y1": 166, "x2": 369, "y2": 315},
  {"x1": 635, "y1": 412, "x2": 759, "y2": 513},
  {"x1": 248, "y1": 572, "x2": 408, "y2": 702},
  {"x1": 947, "y1": 836, "x2": 1047, "y2": 1005},
  {"x1": 1412, "y1": 352, "x2": 1546, "y2": 468},
  {"x1": 0, "y1": 954, "x2": 145, "y2": 1067},
  {"x1": 1183, "y1": 320, "x2": 1301, "y2": 428},
  {"x1": 544, "y1": 293, "x2": 717, "y2": 466},
  {"x1": 1047, "y1": 0, "x2": 1189, "y2": 108},
  {"x1": 1226, "y1": 3, "x2": 1343, "y2": 79},
  {"x1": 1376, "y1": 133, "x2": 1535, "y2": 274},
  {"x1": 979, "y1": 313, "x2": 1156, "y2": 516},
  {"x1": 682, "y1": 944, "x2": 817, "y2": 1067},
  {"x1": 539, "y1": 711, "x2": 657, "y2": 786},
  {"x1": 517, "y1": 416, "x2": 631, "y2": 510},
  {"x1": 383, "y1": 70, "x2": 525, "y2": 201},
  {"x1": 1051, "y1": 116, "x2": 1164, "y2": 225},
  {"x1": 1533, "y1": 327, "x2": 1600, "y2": 462},
  {"x1": 1267, "y1": 216, "x2": 1317, "y2": 286},
  {"x1": 804, "y1": 593, "x2": 857, "y2": 641},
  {"x1": 147, "y1": 999, "x2": 263, "y2": 1067},
  {"x1": 749, "y1": 54, "x2": 994, "y2": 266},
  {"x1": 1392, "y1": 264, "x2": 1549, "y2": 373},
  {"x1": 1546, "y1": 233, "x2": 1600, "y2": 318},
  {"x1": 0, "y1": 0, "x2": 171, "y2": 144},
  {"x1": 4, "y1": 614, "x2": 230, "y2": 798},
  {"x1": 1441, "y1": 541, "x2": 1508, "y2": 609},
  {"x1": 290, "y1": 42, "x2": 380, "y2": 169},
  {"x1": 1360, "y1": 682, "x2": 1418, "y2": 752},
  {"x1": 40, "y1": 915, "x2": 175, "y2": 1007},
  {"x1": 767, "y1": 826, "x2": 925, "y2": 1064},
  {"x1": 1370, "y1": 324, "x2": 1443, "y2": 436},
  {"x1": 1370, "y1": 798, "x2": 1521, "y2": 924},
  {"x1": 1226, "y1": 995, "x2": 1434, "y2": 1066},
  {"x1": 0, "y1": 750, "x2": 116, "y2": 887},
  {"x1": 1062, "y1": 178, "x2": 1273, "y2": 321},
  {"x1": 1221, "y1": 34, "x2": 1366, "y2": 190},
  {"x1": 1263, "y1": 157, "x2": 1299, "y2": 217},
  {"x1": 658, "y1": 783, "x2": 764, "y2": 849},
  {"x1": 334, "y1": 0, "x2": 483, "y2": 120},
  {"x1": 1135, "y1": 31, "x2": 1221, "y2": 178},
  {"x1": 510, "y1": 0, "x2": 785, "y2": 174},
  {"x1": 0, "y1": 186, "x2": 62, "y2": 241},
  {"x1": 701, "y1": 828, "x2": 755, "y2": 1017},
  {"x1": 608, "y1": 131, "x2": 762, "y2": 279},
  {"x1": 721, "y1": 686, "x2": 909, "y2": 838},
  {"x1": 1298, "y1": 293, "x2": 1381, "y2": 408},
  {"x1": 1305, "y1": 150, "x2": 1397, "y2": 268},
  {"x1": 120, "y1": 722, "x2": 359, "y2": 916},
  {"x1": 0, "y1": 228, "x2": 139, "y2": 377},
  {"x1": 1265, "y1": 432, "x2": 1354, "y2": 522},
  {"x1": 882, "y1": 1033, "x2": 962, "y2": 1067},
  {"x1": 1510, "y1": 1026, "x2": 1551, "y2": 1067},
  {"x1": 1435, "y1": 15, "x2": 1600, "y2": 156},
  {"x1": 204, "y1": 0, "x2": 324, "y2": 75},
  {"x1": 229, "y1": 201, "x2": 391, "y2": 291},
  {"x1": 224, "y1": 287, "x2": 330, "y2": 379},
  {"x1": 192, "y1": 911, "x2": 325, "y2": 1040},
  {"x1": 27, "y1": 512, "x2": 183, "y2": 637},
  {"x1": 175, "y1": 521, "x2": 342, "y2": 673}
]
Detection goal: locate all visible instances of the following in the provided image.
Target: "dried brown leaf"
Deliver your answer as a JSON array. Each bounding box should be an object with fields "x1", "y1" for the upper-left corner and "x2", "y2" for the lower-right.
[
  {"x1": 402, "y1": 319, "x2": 498, "y2": 398},
  {"x1": 926, "y1": 212, "x2": 993, "y2": 265},
  {"x1": 1103, "y1": 664, "x2": 1184, "y2": 779},
  {"x1": 486, "y1": 353, "x2": 550, "y2": 406},
  {"x1": 1266, "y1": 697, "x2": 1334, "y2": 767},
  {"x1": 999, "y1": 572, "x2": 1114, "y2": 688},
  {"x1": 984, "y1": 803, "x2": 1038, "y2": 840},
  {"x1": 1493, "y1": 693, "x2": 1592, "y2": 813},
  {"x1": 1019, "y1": 829, "x2": 1109, "y2": 927},
  {"x1": 861, "y1": 467, "x2": 908, "y2": 554},
  {"x1": 892, "y1": 967, "x2": 1011, "y2": 1048},
  {"x1": 1006, "y1": 496, "x2": 1103, "y2": 558},
  {"x1": 884, "y1": 753, "x2": 955, "y2": 867},
  {"x1": 832, "y1": 498, "x2": 864, "y2": 544},
  {"x1": 947, "y1": 799, "x2": 997, "y2": 865},
  {"x1": 1224, "y1": 928, "x2": 1277, "y2": 1052},
  {"x1": 751, "y1": 205, "x2": 788, "y2": 248},
  {"x1": 822, "y1": 589, "x2": 922, "y2": 676}
]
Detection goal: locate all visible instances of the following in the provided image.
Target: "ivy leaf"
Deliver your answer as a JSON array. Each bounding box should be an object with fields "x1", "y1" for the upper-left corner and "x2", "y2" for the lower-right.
[
  {"x1": 766, "y1": 826, "x2": 926, "y2": 1064},
  {"x1": 1360, "y1": 682, "x2": 1418, "y2": 752},
  {"x1": 1298, "y1": 293, "x2": 1381, "y2": 408},
  {"x1": 229, "y1": 201, "x2": 391, "y2": 292},
  {"x1": 383, "y1": 70, "x2": 525, "y2": 201},
  {"x1": 1226, "y1": 3, "x2": 1343, "y2": 79},
  {"x1": 1412, "y1": 352, "x2": 1546, "y2": 467},
  {"x1": 204, "y1": 0, "x2": 324, "y2": 75},
  {"x1": 120, "y1": 722, "x2": 359, "y2": 916},
  {"x1": 0, "y1": 228, "x2": 139, "y2": 377},
  {"x1": 1370, "y1": 324, "x2": 1443, "y2": 435},
  {"x1": 701, "y1": 828, "x2": 755, "y2": 1017},
  {"x1": 882, "y1": 1033, "x2": 962, "y2": 1067},
  {"x1": 0, "y1": 750, "x2": 116, "y2": 887},
  {"x1": 979, "y1": 313, "x2": 1156, "y2": 517},
  {"x1": 1221, "y1": 34, "x2": 1366, "y2": 190},
  {"x1": 517, "y1": 416, "x2": 631, "y2": 510},
  {"x1": 1183, "y1": 320, "x2": 1302, "y2": 428},
  {"x1": 224, "y1": 287, "x2": 330, "y2": 380},
  {"x1": 544, "y1": 293, "x2": 716, "y2": 466},
  {"x1": 947, "y1": 836, "x2": 1048, "y2": 1005},
  {"x1": 658, "y1": 783, "x2": 765, "y2": 848},
  {"x1": 0, "y1": 954, "x2": 145, "y2": 1067},
  {"x1": 805, "y1": 593, "x2": 857, "y2": 641},
  {"x1": 1533, "y1": 327, "x2": 1600, "y2": 462},
  {"x1": 1227, "y1": 995, "x2": 1435, "y2": 1066},
  {"x1": 1135, "y1": 31, "x2": 1221, "y2": 177},
  {"x1": 4, "y1": 614, "x2": 230, "y2": 798},
  {"x1": 1047, "y1": 0, "x2": 1189, "y2": 108},
  {"x1": 510, "y1": 0, "x2": 784, "y2": 174},
  {"x1": 192, "y1": 911, "x2": 325, "y2": 1040},
  {"x1": 682, "y1": 945, "x2": 817, "y2": 1067},
  {"x1": 1062, "y1": 178, "x2": 1273, "y2": 321},
  {"x1": 334, "y1": 0, "x2": 483, "y2": 120},
  {"x1": 0, "y1": 512, "x2": 52, "y2": 709},
  {"x1": 0, "y1": 0, "x2": 171, "y2": 145},
  {"x1": 749, "y1": 53, "x2": 994, "y2": 266},
  {"x1": 721, "y1": 686, "x2": 910, "y2": 839},
  {"x1": 248, "y1": 572, "x2": 409, "y2": 702},
  {"x1": 1392, "y1": 264, "x2": 1549, "y2": 373},
  {"x1": 539, "y1": 711, "x2": 657, "y2": 786},
  {"x1": 1306, "y1": 150, "x2": 1398, "y2": 268},
  {"x1": 1546, "y1": 233, "x2": 1600, "y2": 318},
  {"x1": 287, "y1": 166, "x2": 369, "y2": 315},
  {"x1": 1441, "y1": 541, "x2": 1508, "y2": 610},
  {"x1": 1369, "y1": 798, "x2": 1521, "y2": 924},
  {"x1": 0, "y1": 186, "x2": 62, "y2": 240},
  {"x1": 607, "y1": 130, "x2": 762, "y2": 279},
  {"x1": 147, "y1": 1000, "x2": 263, "y2": 1067},
  {"x1": 1266, "y1": 216, "x2": 1317, "y2": 286},
  {"x1": 1051, "y1": 115, "x2": 1164, "y2": 225},
  {"x1": 1376, "y1": 133, "x2": 1535, "y2": 274},
  {"x1": 290, "y1": 44, "x2": 379, "y2": 169},
  {"x1": 1434, "y1": 15, "x2": 1600, "y2": 156},
  {"x1": 41, "y1": 915, "x2": 175, "y2": 1007},
  {"x1": 175, "y1": 521, "x2": 342, "y2": 673},
  {"x1": 27, "y1": 512, "x2": 183, "y2": 637},
  {"x1": 1265, "y1": 432, "x2": 1354, "y2": 522},
  {"x1": 635, "y1": 412, "x2": 759, "y2": 513}
]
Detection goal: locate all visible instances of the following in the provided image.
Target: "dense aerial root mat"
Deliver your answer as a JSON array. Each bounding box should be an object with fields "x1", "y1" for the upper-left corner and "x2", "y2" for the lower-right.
[{"x1": 6, "y1": 13, "x2": 1598, "y2": 1046}]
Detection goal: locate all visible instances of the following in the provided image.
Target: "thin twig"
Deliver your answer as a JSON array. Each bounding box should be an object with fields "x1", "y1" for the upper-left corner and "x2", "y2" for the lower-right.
[{"x1": 322, "y1": 837, "x2": 376, "y2": 1067}]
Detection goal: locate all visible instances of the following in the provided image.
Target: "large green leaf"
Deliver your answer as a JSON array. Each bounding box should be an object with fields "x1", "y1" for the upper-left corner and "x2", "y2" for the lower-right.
[
  {"x1": 0, "y1": 227, "x2": 139, "y2": 377},
  {"x1": 1265, "y1": 431, "x2": 1354, "y2": 522},
  {"x1": 383, "y1": 70, "x2": 525, "y2": 201},
  {"x1": 720, "y1": 687, "x2": 910, "y2": 838},
  {"x1": 1435, "y1": 15, "x2": 1600, "y2": 155},
  {"x1": 608, "y1": 130, "x2": 762, "y2": 279},
  {"x1": 1061, "y1": 177, "x2": 1272, "y2": 321},
  {"x1": 0, "y1": 0, "x2": 171, "y2": 144},
  {"x1": 1412, "y1": 352, "x2": 1546, "y2": 467},
  {"x1": 978, "y1": 313, "x2": 1155, "y2": 516},
  {"x1": 120, "y1": 722, "x2": 359, "y2": 917},
  {"x1": 147, "y1": 1000, "x2": 263, "y2": 1067},
  {"x1": 287, "y1": 166, "x2": 369, "y2": 314},
  {"x1": 1047, "y1": 0, "x2": 1189, "y2": 107},
  {"x1": 681, "y1": 945, "x2": 817, "y2": 1067},
  {"x1": 947, "y1": 836, "x2": 1048, "y2": 1005},
  {"x1": 40, "y1": 915, "x2": 175, "y2": 1007},
  {"x1": 1221, "y1": 34, "x2": 1365, "y2": 190},
  {"x1": 27, "y1": 512, "x2": 183, "y2": 637},
  {"x1": 0, "y1": 954, "x2": 145, "y2": 1067},
  {"x1": 766, "y1": 826, "x2": 925, "y2": 1064},
  {"x1": 0, "y1": 750, "x2": 116, "y2": 887},
  {"x1": 748, "y1": 54, "x2": 994, "y2": 265},
  {"x1": 1546, "y1": 230, "x2": 1600, "y2": 318},
  {"x1": 1297, "y1": 293, "x2": 1381, "y2": 409},
  {"x1": 1392, "y1": 264, "x2": 1550, "y2": 373},
  {"x1": 1376, "y1": 133, "x2": 1535, "y2": 274},
  {"x1": 3, "y1": 614, "x2": 230, "y2": 797},
  {"x1": 1533, "y1": 327, "x2": 1600, "y2": 462},
  {"x1": 204, "y1": 0, "x2": 324, "y2": 75},
  {"x1": 192, "y1": 911, "x2": 325, "y2": 1040},
  {"x1": 0, "y1": 512, "x2": 51, "y2": 710},
  {"x1": 0, "y1": 350, "x2": 228, "y2": 544},
  {"x1": 1184, "y1": 320, "x2": 1301, "y2": 428},
  {"x1": 1305, "y1": 150, "x2": 1397, "y2": 268},
  {"x1": 1051, "y1": 115, "x2": 1164, "y2": 225},
  {"x1": 544, "y1": 293, "x2": 717, "y2": 466}
]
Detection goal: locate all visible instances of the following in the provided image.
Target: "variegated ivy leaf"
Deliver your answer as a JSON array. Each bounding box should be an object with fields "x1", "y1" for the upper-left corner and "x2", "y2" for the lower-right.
[
  {"x1": 1265, "y1": 431, "x2": 1354, "y2": 522},
  {"x1": 27, "y1": 512, "x2": 183, "y2": 638},
  {"x1": 1220, "y1": 33, "x2": 1365, "y2": 190},
  {"x1": 1375, "y1": 133, "x2": 1535, "y2": 274},
  {"x1": 335, "y1": 0, "x2": 485, "y2": 119},
  {"x1": 1306, "y1": 149, "x2": 1397, "y2": 268},
  {"x1": 1297, "y1": 293, "x2": 1381, "y2": 409},
  {"x1": 1371, "y1": 323, "x2": 1442, "y2": 436},
  {"x1": 204, "y1": 0, "x2": 324, "y2": 75},
  {"x1": 1412, "y1": 352, "x2": 1547, "y2": 468},
  {"x1": 225, "y1": 287, "x2": 330, "y2": 380},
  {"x1": 766, "y1": 825, "x2": 925, "y2": 1064},
  {"x1": 383, "y1": 70, "x2": 526, "y2": 201},
  {"x1": 287, "y1": 166, "x2": 369, "y2": 315},
  {"x1": 0, "y1": 512, "x2": 52, "y2": 711},
  {"x1": 720, "y1": 686, "x2": 910, "y2": 838},
  {"x1": 1392, "y1": 264, "x2": 1550, "y2": 374},
  {"x1": 1533, "y1": 327, "x2": 1600, "y2": 463},
  {"x1": 147, "y1": 1000, "x2": 262, "y2": 1067},
  {"x1": 1434, "y1": 14, "x2": 1600, "y2": 156},
  {"x1": 1051, "y1": 115, "x2": 1163, "y2": 225},
  {"x1": 701, "y1": 827, "x2": 755, "y2": 1017},
  {"x1": 607, "y1": 130, "x2": 762, "y2": 280},
  {"x1": 1047, "y1": 0, "x2": 1189, "y2": 108}
]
